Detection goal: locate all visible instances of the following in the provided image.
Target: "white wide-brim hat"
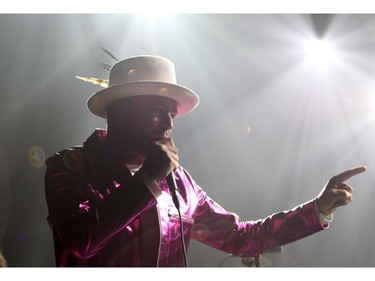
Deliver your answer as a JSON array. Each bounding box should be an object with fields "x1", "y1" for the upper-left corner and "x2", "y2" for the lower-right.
[{"x1": 87, "y1": 55, "x2": 200, "y2": 119}]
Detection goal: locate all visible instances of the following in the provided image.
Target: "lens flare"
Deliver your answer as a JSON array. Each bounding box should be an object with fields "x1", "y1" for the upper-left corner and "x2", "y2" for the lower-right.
[{"x1": 28, "y1": 145, "x2": 45, "y2": 168}]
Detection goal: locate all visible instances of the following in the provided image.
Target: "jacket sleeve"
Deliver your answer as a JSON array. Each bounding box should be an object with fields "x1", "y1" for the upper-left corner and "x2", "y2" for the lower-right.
[
  {"x1": 44, "y1": 148, "x2": 157, "y2": 259},
  {"x1": 190, "y1": 181, "x2": 327, "y2": 258}
]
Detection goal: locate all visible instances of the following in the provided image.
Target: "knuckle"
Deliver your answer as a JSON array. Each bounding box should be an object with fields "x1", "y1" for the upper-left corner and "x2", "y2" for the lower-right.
[{"x1": 330, "y1": 176, "x2": 339, "y2": 183}]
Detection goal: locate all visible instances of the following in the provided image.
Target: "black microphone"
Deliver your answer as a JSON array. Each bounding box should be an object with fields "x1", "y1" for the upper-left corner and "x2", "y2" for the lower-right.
[
  {"x1": 166, "y1": 171, "x2": 188, "y2": 266},
  {"x1": 166, "y1": 172, "x2": 180, "y2": 209}
]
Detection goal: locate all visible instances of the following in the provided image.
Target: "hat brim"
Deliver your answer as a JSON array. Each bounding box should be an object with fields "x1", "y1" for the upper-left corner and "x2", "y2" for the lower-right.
[{"x1": 87, "y1": 81, "x2": 200, "y2": 119}]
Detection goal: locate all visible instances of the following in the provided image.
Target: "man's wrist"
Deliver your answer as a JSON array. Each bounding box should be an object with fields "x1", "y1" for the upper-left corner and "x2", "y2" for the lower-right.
[{"x1": 314, "y1": 199, "x2": 333, "y2": 223}]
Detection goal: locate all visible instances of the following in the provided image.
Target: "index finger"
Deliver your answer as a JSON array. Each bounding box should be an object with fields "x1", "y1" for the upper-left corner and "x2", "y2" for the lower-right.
[{"x1": 334, "y1": 166, "x2": 367, "y2": 183}]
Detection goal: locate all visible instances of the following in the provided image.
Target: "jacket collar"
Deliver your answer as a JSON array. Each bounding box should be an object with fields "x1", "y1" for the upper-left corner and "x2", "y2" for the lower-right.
[{"x1": 83, "y1": 129, "x2": 121, "y2": 175}]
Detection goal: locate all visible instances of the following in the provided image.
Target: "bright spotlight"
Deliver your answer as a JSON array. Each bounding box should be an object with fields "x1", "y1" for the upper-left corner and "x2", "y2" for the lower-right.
[{"x1": 304, "y1": 39, "x2": 336, "y2": 67}]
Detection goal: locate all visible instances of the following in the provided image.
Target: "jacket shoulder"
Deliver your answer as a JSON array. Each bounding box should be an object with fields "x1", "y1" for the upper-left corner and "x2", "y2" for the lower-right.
[{"x1": 46, "y1": 146, "x2": 86, "y2": 172}]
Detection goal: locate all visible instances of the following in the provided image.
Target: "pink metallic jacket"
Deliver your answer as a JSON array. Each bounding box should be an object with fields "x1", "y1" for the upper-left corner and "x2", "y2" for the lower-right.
[{"x1": 45, "y1": 129, "x2": 327, "y2": 267}]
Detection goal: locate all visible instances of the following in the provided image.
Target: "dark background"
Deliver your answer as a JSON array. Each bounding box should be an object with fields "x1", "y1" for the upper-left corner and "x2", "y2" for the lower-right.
[{"x1": 0, "y1": 14, "x2": 374, "y2": 267}]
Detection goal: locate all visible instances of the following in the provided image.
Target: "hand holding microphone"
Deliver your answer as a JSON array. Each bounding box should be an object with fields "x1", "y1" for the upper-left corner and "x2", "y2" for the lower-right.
[
  {"x1": 141, "y1": 137, "x2": 180, "y2": 208},
  {"x1": 141, "y1": 137, "x2": 179, "y2": 184}
]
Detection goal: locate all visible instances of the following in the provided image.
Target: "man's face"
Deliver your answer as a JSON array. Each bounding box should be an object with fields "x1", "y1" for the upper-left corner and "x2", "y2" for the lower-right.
[{"x1": 108, "y1": 95, "x2": 178, "y2": 150}]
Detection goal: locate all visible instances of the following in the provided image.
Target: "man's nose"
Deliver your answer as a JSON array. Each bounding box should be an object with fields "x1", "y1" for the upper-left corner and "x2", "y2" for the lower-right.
[{"x1": 161, "y1": 113, "x2": 174, "y2": 131}]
